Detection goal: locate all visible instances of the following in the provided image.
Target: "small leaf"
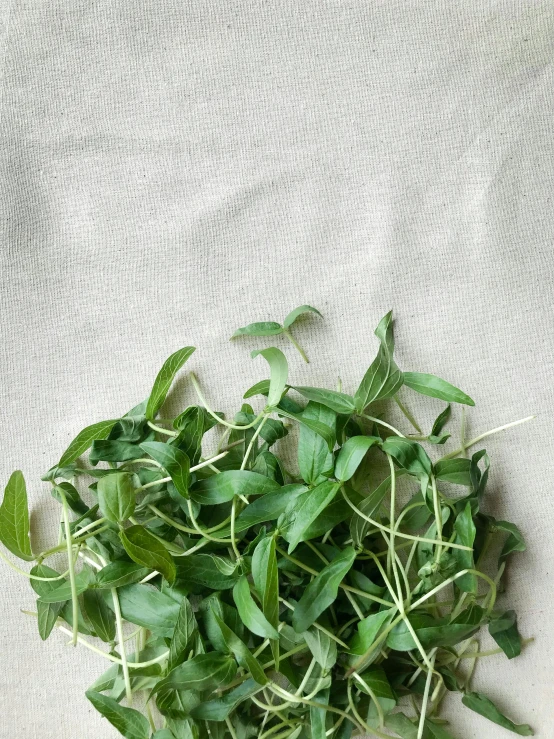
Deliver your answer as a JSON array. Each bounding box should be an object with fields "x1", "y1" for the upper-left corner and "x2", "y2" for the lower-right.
[
  {"x1": 462, "y1": 691, "x2": 533, "y2": 735},
  {"x1": 489, "y1": 610, "x2": 522, "y2": 659},
  {"x1": 354, "y1": 311, "x2": 403, "y2": 412},
  {"x1": 381, "y1": 437, "x2": 432, "y2": 481},
  {"x1": 490, "y1": 518, "x2": 526, "y2": 563},
  {"x1": 424, "y1": 721, "x2": 458, "y2": 739},
  {"x1": 335, "y1": 436, "x2": 380, "y2": 482},
  {"x1": 191, "y1": 470, "x2": 280, "y2": 505},
  {"x1": 349, "y1": 478, "x2": 391, "y2": 547},
  {"x1": 243, "y1": 379, "x2": 271, "y2": 399},
  {"x1": 150, "y1": 653, "x2": 236, "y2": 698},
  {"x1": 141, "y1": 441, "x2": 190, "y2": 497},
  {"x1": 232, "y1": 575, "x2": 279, "y2": 639},
  {"x1": 297, "y1": 402, "x2": 336, "y2": 484},
  {"x1": 30, "y1": 564, "x2": 66, "y2": 640},
  {"x1": 96, "y1": 472, "x2": 136, "y2": 523},
  {"x1": 251, "y1": 347, "x2": 288, "y2": 408},
  {"x1": 310, "y1": 687, "x2": 330, "y2": 739},
  {"x1": 39, "y1": 567, "x2": 94, "y2": 603},
  {"x1": 0, "y1": 471, "x2": 34, "y2": 561},
  {"x1": 384, "y1": 712, "x2": 418, "y2": 738},
  {"x1": 94, "y1": 561, "x2": 151, "y2": 589},
  {"x1": 232, "y1": 321, "x2": 284, "y2": 337},
  {"x1": 168, "y1": 597, "x2": 198, "y2": 670},
  {"x1": 348, "y1": 609, "x2": 395, "y2": 658},
  {"x1": 103, "y1": 584, "x2": 180, "y2": 637},
  {"x1": 146, "y1": 347, "x2": 196, "y2": 420},
  {"x1": 292, "y1": 387, "x2": 355, "y2": 415},
  {"x1": 283, "y1": 304, "x2": 322, "y2": 329},
  {"x1": 281, "y1": 480, "x2": 340, "y2": 552},
  {"x1": 452, "y1": 502, "x2": 477, "y2": 593},
  {"x1": 59, "y1": 420, "x2": 119, "y2": 467},
  {"x1": 177, "y1": 554, "x2": 240, "y2": 591},
  {"x1": 190, "y1": 678, "x2": 261, "y2": 721},
  {"x1": 293, "y1": 547, "x2": 357, "y2": 632},
  {"x1": 86, "y1": 690, "x2": 150, "y2": 739},
  {"x1": 403, "y1": 372, "x2": 475, "y2": 406},
  {"x1": 89, "y1": 440, "x2": 145, "y2": 465},
  {"x1": 120, "y1": 525, "x2": 176, "y2": 584},
  {"x1": 50, "y1": 481, "x2": 89, "y2": 516},
  {"x1": 431, "y1": 404, "x2": 452, "y2": 436},
  {"x1": 213, "y1": 612, "x2": 268, "y2": 685},
  {"x1": 302, "y1": 626, "x2": 337, "y2": 670}
]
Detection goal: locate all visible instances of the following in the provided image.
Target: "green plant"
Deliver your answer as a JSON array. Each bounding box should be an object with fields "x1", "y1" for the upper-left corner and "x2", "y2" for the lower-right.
[{"x1": 0, "y1": 310, "x2": 535, "y2": 739}]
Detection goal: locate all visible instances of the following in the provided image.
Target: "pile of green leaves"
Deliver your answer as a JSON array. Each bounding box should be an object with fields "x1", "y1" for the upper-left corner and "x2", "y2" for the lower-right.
[{"x1": 0, "y1": 308, "x2": 535, "y2": 739}]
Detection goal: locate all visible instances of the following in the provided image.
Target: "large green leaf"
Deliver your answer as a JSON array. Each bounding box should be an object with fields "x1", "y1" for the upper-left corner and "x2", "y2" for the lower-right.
[
  {"x1": 59, "y1": 420, "x2": 119, "y2": 466},
  {"x1": 380, "y1": 437, "x2": 432, "y2": 481},
  {"x1": 403, "y1": 372, "x2": 475, "y2": 406},
  {"x1": 103, "y1": 584, "x2": 180, "y2": 637},
  {"x1": 354, "y1": 311, "x2": 403, "y2": 412},
  {"x1": 120, "y1": 525, "x2": 176, "y2": 584},
  {"x1": 292, "y1": 547, "x2": 357, "y2": 632},
  {"x1": 82, "y1": 589, "x2": 116, "y2": 643},
  {"x1": 146, "y1": 347, "x2": 196, "y2": 420},
  {"x1": 292, "y1": 387, "x2": 356, "y2": 415},
  {"x1": 150, "y1": 653, "x2": 236, "y2": 698},
  {"x1": 297, "y1": 402, "x2": 336, "y2": 484},
  {"x1": 0, "y1": 470, "x2": 33, "y2": 561},
  {"x1": 462, "y1": 692, "x2": 533, "y2": 735},
  {"x1": 190, "y1": 470, "x2": 279, "y2": 505},
  {"x1": 335, "y1": 435, "x2": 380, "y2": 482},
  {"x1": 94, "y1": 561, "x2": 150, "y2": 589},
  {"x1": 86, "y1": 690, "x2": 150, "y2": 739},
  {"x1": 96, "y1": 472, "x2": 136, "y2": 523}
]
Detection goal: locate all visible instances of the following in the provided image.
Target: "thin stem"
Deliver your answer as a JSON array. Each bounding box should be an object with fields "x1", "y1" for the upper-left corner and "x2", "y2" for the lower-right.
[
  {"x1": 230, "y1": 497, "x2": 241, "y2": 560},
  {"x1": 59, "y1": 490, "x2": 78, "y2": 647},
  {"x1": 394, "y1": 396, "x2": 422, "y2": 433},
  {"x1": 278, "y1": 598, "x2": 349, "y2": 648},
  {"x1": 430, "y1": 475, "x2": 443, "y2": 563},
  {"x1": 460, "y1": 407, "x2": 467, "y2": 457},
  {"x1": 0, "y1": 549, "x2": 70, "y2": 582},
  {"x1": 417, "y1": 652, "x2": 436, "y2": 739},
  {"x1": 38, "y1": 525, "x2": 112, "y2": 559},
  {"x1": 241, "y1": 414, "x2": 268, "y2": 470},
  {"x1": 191, "y1": 372, "x2": 267, "y2": 429},
  {"x1": 283, "y1": 329, "x2": 309, "y2": 363},
  {"x1": 352, "y1": 672, "x2": 385, "y2": 728},
  {"x1": 74, "y1": 516, "x2": 108, "y2": 537},
  {"x1": 147, "y1": 421, "x2": 178, "y2": 437},
  {"x1": 111, "y1": 588, "x2": 132, "y2": 702},
  {"x1": 186, "y1": 499, "x2": 232, "y2": 544},
  {"x1": 440, "y1": 415, "x2": 535, "y2": 460},
  {"x1": 360, "y1": 414, "x2": 406, "y2": 438}
]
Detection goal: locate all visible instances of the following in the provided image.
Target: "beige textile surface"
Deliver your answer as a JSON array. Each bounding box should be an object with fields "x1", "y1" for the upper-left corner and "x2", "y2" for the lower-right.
[{"x1": 1, "y1": 1, "x2": 554, "y2": 737}]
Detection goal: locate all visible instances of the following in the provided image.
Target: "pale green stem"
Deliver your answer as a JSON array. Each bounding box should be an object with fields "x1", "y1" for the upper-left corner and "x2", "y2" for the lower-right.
[
  {"x1": 191, "y1": 372, "x2": 267, "y2": 429},
  {"x1": 230, "y1": 497, "x2": 241, "y2": 560},
  {"x1": 346, "y1": 680, "x2": 373, "y2": 735},
  {"x1": 352, "y1": 672, "x2": 385, "y2": 728},
  {"x1": 430, "y1": 475, "x2": 443, "y2": 563},
  {"x1": 186, "y1": 499, "x2": 232, "y2": 543},
  {"x1": 38, "y1": 524, "x2": 111, "y2": 559},
  {"x1": 75, "y1": 516, "x2": 108, "y2": 536},
  {"x1": 111, "y1": 588, "x2": 132, "y2": 702},
  {"x1": 0, "y1": 549, "x2": 71, "y2": 582},
  {"x1": 145, "y1": 702, "x2": 157, "y2": 733},
  {"x1": 59, "y1": 490, "x2": 79, "y2": 647},
  {"x1": 417, "y1": 652, "x2": 436, "y2": 739},
  {"x1": 295, "y1": 657, "x2": 316, "y2": 695},
  {"x1": 147, "y1": 420, "x2": 178, "y2": 437},
  {"x1": 341, "y1": 488, "x2": 472, "y2": 552},
  {"x1": 225, "y1": 717, "x2": 239, "y2": 739},
  {"x1": 241, "y1": 414, "x2": 269, "y2": 470},
  {"x1": 278, "y1": 598, "x2": 349, "y2": 648},
  {"x1": 283, "y1": 329, "x2": 309, "y2": 363},
  {"x1": 394, "y1": 396, "x2": 422, "y2": 433},
  {"x1": 360, "y1": 414, "x2": 406, "y2": 437},
  {"x1": 460, "y1": 407, "x2": 467, "y2": 457},
  {"x1": 120, "y1": 457, "x2": 164, "y2": 470},
  {"x1": 440, "y1": 415, "x2": 535, "y2": 460}
]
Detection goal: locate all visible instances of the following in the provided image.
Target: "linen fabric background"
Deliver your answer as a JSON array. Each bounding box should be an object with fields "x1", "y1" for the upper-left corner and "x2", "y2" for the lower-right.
[{"x1": 1, "y1": 1, "x2": 553, "y2": 737}]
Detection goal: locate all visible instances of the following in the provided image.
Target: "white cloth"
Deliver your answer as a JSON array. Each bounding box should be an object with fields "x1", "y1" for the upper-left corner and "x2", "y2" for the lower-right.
[{"x1": 1, "y1": 2, "x2": 553, "y2": 737}]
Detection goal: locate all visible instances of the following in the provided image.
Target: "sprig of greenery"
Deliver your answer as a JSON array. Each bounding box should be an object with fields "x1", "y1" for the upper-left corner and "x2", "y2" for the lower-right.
[{"x1": 1, "y1": 309, "x2": 536, "y2": 739}]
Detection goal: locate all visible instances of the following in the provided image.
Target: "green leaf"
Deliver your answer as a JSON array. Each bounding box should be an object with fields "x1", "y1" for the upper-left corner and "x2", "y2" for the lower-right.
[
  {"x1": 348, "y1": 609, "x2": 395, "y2": 658},
  {"x1": 176, "y1": 554, "x2": 240, "y2": 591},
  {"x1": 82, "y1": 588, "x2": 116, "y2": 643},
  {"x1": 462, "y1": 692, "x2": 533, "y2": 735},
  {"x1": 104, "y1": 584, "x2": 181, "y2": 637},
  {"x1": 434, "y1": 458, "x2": 472, "y2": 485},
  {"x1": 403, "y1": 372, "x2": 475, "y2": 406},
  {"x1": 232, "y1": 321, "x2": 284, "y2": 337},
  {"x1": 150, "y1": 653, "x2": 236, "y2": 698},
  {"x1": 243, "y1": 379, "x2": 271, "y2": 399},
  {"x1": 50, "y1": 481, "x2": 89, "y2": 516},
  {"x1": 491, "y1": 518, "x2": 527, "y2": 563},
  {"x1": 191, "y1": 470, "x2": 279, "y2": 506},
  {"x1": 384, "y1": 712, "x2": 418, "y2": 738},
  {"x1": 356, "y1": 665, "x2": 397, "y2": 726},
  {"x1": 120, "y1": 525, "x2": 176, "y2": 584},
  {"x1": 349, "y1": 478, "x2": 391, "y2": 547},
  {"x1": 30, "y1": 564, "x2": 66, "y2": 640},
  {"x1": 381, "y1": 437, "x2": 432, "y2": 481},
  {"x1": 387, "y1": 605, "x2": 485, "y2": 651},
  {"x1": 335, "y1": 436, "x2": 380, "y2": 482},
  {"x1": 168, "y1": 597, "x2": 198, "y2": 670},
  {"x1": 302, "y1": 626, "x2": 337, "y2": 670},
  {"x1": 96, "y1": 472, "x2": 136, "y2": 523},
  {"x1": 431, "y1": 404, "x2": 451, "y2": 436},
  {"x1": 141, "y1": 441, "x2": 190, "y2": 497},
  {"x1": 281, "y1": 480, "x2": 340, "y2": 552},
  {"x1": 89, "y1": 440, "x2": 145, "y2": 465},
  {"x1": 227, "y1": 484, "x2": 307, "y2": 534},
  {"x1": 489, "y1": 610, "x2": 522, "y2": 659},
  {"x1": 152, "y1": 732, "x2": 177, "y2": 739},
  {"x1": 86, "y1": 690, "x2": 150, "y2": 739},
  {"x1": 213, "y1": 612, "x2": 268, "y2": 685},
  {"x1": 252, "y1": 535, "x2": 280, "y2": 668},
  {"x1": 39, "y1": 567, "x2": 94, "y2": 603},
  {"x1": 94, "y1": 561, "x2": 151, "y2": 589},
  {"x1": 297, "y1": 402, "x2": 336, "y2": 484},
  {"x1": 283, "y1": 304, "x2": 322, "y2": 329},
  {"x1": 279, "y1": 407, "x2": 336, "y2": 451},
  {"x1": 146, "y1": 347, "x2": 196, "y2": 420},
  {"x1": 354, "y1": 311, "x2": 403, "y2": 412},
  {"x1": 292, "y1": 387, "x2": 355, "y2": 415},
  {"x1": 190, "y1": 678, "x2": 261, "y2": 721},
  {"x1": 251, "y1": 347, "x2": 288, "y2": 407},
  {"x1": 310, "y1": 686, "x2": 330, "y2": 739},
  {"x1": 293, "y1": 547, "x2": 357, "y2": 632},
  {"x1": 424, "y1": 721, "x2": 458, "y2": 739},
  {"x1": 303, "y1": 493, "x2": 361, "y2": 541},
  {"x1": 232, "y1": 575, "x2": 279, "y2": 639},
  {"x1": 59, "y1": 420, "x2": 119, "y2": 467},
  {"x1": 0, "y1": 471, "x2": 33, "y2": 561},
  {"x1": 452, "y1": 502, "x2": 477, "y2": 593}
]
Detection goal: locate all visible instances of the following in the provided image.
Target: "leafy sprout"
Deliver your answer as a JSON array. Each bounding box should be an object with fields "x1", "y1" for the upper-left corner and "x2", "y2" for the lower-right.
[{"x1": 0, "y1": 309, "x2": 536, "y2": 739}]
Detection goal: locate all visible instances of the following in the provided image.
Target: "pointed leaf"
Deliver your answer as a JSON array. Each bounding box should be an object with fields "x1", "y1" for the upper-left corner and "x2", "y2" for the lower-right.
[
  {"x1": 452, "y1": 502, "x2": 477, "y2": 593},
  {"x1": 403, "y1": 372, "x2": 475, "y2": 406},
  {"x1": 232, "y1": 575, "x2": 279, "y2": 639},
  {"x1": 213, "y1": 613, "x2": 268, "y2": 685},
  {"x1": 141, "y1": 441, "x2": 190, "y2": 497},
  {"x1": 252, "y1": 535, "x2": 280, "y2": 668},
  {"x1": 120, "y1": 525, "x2": 176, "y2": 584},
  {"x1": 354, "y1": 311, "x2": 403, "y2": 412},
  {"x1": 283, "y1": 304, "x2": 322, "y2": 329},
  {"x1": 191, "y1": 470, "x2": 279, "y2": 505},
  {"x1": 146, "y1": 347, "x2": 196, "y2": 420},
  {"x1": 59, "y1": 420, "x2": 119, "y2": 466},
  {"x1": 104, "y1": 584, "x2": 181, "y2": 637},
  {"x1": 302, "y1": 627, "x2": 337, "y2": 670},
  {"x1": 96, "y1": 472, "x2": 136, "y2": 523},
  {"x1": 489, "y1": 610, "x2": 522, "y2": 659},
  {"x1": 462, "y1": 692, "x2": 533, "y2": 735},
  {"x1": 0, "y1": 471, "x2": 33, "y2": 561},
  {"x1": 86, "y1": 690, "x2": 150, "y2": 739},
  {"x1": 190, "y1": 678, "x2": 261, "y2": 721},
  {"x1": 94, "y1": 561, "x2": 151, "y2": 589},
  {"x1": 39, "y1": 567, "x2": 94, "y2": 603},
  {"x1": 168, "y1": 597, "x2": 198, "y2": 670},
  {"x1": 434, "y1": 458, "x2": 472, "y2": 485},
  {"x1": 232, "y1": 322, "x2": 284, "y2": 337},
  {"x1": 297, "y1": 402, "x2": 336, "y2": 484},
  {"x1": 292, "y1": 387, "x2": 355, "y2": 415},
  {"x1": 335, "y1": 436, "x2": 380, "y2": 482},
  {"x1": 251, "y1": 347, "x2": 288, "y2": 408},
  {"x1": 281, "y1": 480, "x2": 340, "y2": 552},
  {"x1": 381, "y1": 437, "x2": 432, "y2": 481},
  {"x1": 150, "y1": 653, "x2": 236, "y2": 698},
  {"x1": 82, "y1": 588, "x2": 116, "y2": 643}
]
